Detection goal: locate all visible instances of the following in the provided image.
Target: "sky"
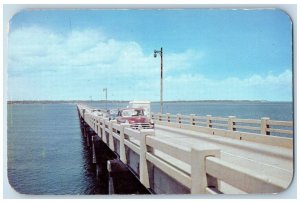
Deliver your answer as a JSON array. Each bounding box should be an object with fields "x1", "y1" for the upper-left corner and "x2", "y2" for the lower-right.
[{"x1": 7, "y1": 9, "x2": 293, "y2": 101}]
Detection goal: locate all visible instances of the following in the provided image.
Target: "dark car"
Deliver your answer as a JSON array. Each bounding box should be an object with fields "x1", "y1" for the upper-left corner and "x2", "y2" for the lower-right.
[{"x1": 116, "y1": 108, "x2": 154, "y2": 129}]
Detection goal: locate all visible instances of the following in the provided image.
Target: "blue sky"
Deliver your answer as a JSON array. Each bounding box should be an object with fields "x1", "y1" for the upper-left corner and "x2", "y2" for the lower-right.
[{"x1": 7, "y1": 9, "x2": 293, "y2": 101}]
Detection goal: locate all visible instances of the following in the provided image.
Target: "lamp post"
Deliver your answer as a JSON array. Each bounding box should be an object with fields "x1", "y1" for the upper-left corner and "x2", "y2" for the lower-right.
[
  {"x1": 154, "y1": 47, "x2": 163, "y2": 113},
  {"x1": 103, "y1": 88, "x2": 107, "y2": 110}
]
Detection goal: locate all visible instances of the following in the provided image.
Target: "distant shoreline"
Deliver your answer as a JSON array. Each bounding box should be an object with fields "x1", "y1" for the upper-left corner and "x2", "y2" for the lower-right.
[{"x1": 7, "y1": 100, "x2": 292, "y2": 104}]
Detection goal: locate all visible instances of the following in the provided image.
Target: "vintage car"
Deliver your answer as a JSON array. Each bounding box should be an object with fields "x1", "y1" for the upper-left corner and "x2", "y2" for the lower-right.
[
  {"x1": 91, "y1": 109, "x2": 104, "y2": 116},
  {"x1": 108, "y1": 109, "x2": 118, "y2": 120},
  {"x1": 116, "y1": 108, "x2": 154, "y2": 129}
]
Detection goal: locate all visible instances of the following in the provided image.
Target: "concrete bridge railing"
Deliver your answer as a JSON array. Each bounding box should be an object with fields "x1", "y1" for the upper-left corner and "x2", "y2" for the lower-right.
[
  {"x1": 150, "y1": 112, "x2": 293, "y2": 148},
  {"x1": 77, "y1": 104, "x2": 288, "y2": 194}
]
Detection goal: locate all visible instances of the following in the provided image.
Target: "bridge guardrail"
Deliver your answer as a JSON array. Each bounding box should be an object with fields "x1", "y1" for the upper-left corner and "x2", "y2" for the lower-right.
[
  {"x1": 150, "y1": 113, "x2": 293, "y2": 136},
  {"x1": 77, "y1": 104, "x2": 289, "y2": 194},
  {"x1": 150, "y1": 112, "x2": 293, "y2": 148}
]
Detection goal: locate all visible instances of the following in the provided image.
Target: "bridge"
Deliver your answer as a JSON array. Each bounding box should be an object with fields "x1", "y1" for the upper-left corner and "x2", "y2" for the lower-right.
[{"x1": 76, "y1": 104, "x2": 293, "y2": 194}]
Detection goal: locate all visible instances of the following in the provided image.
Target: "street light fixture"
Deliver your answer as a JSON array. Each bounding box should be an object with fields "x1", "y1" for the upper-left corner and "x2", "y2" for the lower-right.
[
  {"x1": 154, "y1": 47, "x2": 163, "y2": 113},
  {"x1": 103, "y1": 88, "x2": 107, "y2": 110}
]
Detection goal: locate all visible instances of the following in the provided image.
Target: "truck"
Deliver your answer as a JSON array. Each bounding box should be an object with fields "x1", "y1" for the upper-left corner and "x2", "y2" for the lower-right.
[{"x1": 128, "y1": 101, "x2": 151, "y2": 118}]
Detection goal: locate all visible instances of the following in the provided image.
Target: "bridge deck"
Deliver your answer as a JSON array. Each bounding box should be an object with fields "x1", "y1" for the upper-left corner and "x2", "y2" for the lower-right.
[
  {"x1": 154, "y1": 124, "x2": 292, "y2": 174},
  {"x1": 128, "y1": 124, "x2": 293, "y2": 193}
]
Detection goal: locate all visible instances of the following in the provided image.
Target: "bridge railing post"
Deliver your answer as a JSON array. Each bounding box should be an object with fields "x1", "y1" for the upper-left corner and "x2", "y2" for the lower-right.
[
  {"x1": 109, "y1": 120, "x2": 117, "y2": 151},
  {"x1": 93, "y1": 118, "x2": 95, "y2": 129},
  {"x1": 82, "y1": 109, "x2": 86, "y2": 121},
  {"x1": 119, "y1": 123, "x2": 131, "y2": 164},
  {"x1": 139, "y1": 129, "x2": 155, "y2": 188},
  {"x1": 166, "y1": 113, "x2": 170, "y2": 122},
  {"x1": 176, "y1": 114, "x2": 182, "y2": 124},
  {"x1": 191, "y1": 146, "x2": 220, "y2": 194},
  {"x1": 206, "y1": 115, "x2": 212, "y2": 128},
  {"x1": 91, "y1": 116, "x2": 94, "y2": 129},
  {"x1": 86, "y1": 114, "x2": 90, "y2": 126},
  {"x1": 96, "y1": 119, "x2": 99, "y2": 131},
  {"x1": 190, "y1": 114, "x2": 196, "y2": 125},
  {"x1": 102, "y1": 118, "x2": 108, "y2": 143},
  {"x1": 261, "y1": 117, "x2": 270, "y2": 135},
  {"x1": 149, "y1": 112, "x2": 153, "y2": 120},
  {"x1": 98, "y1": 119, "x2": 102, "y2": 138},
  {"x1": 158, "y1": 113, "x2": 162, "y2": 121},
  {"x1": 228, "y1": 116, "x2": 236, "y2": 131}
]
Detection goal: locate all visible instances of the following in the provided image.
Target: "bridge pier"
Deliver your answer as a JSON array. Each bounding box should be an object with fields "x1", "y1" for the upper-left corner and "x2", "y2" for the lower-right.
[
  {"x1": 107, "y1": 159, "x2": 150, "y2": 194},
  {"x1": 78, "y1": 113, "x2": 149, "y2": 194}
]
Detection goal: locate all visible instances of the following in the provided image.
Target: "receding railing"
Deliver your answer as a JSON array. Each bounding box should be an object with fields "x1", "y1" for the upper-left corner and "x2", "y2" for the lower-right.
[
  {"x1": 150, "y1": 112, "x2": 293, "y2": 148},
  {"x1": 77, "y1": 104, "x2": 288, "y2": 194},
  {"x1": 151, "y1": 113, "x2": 293, "y2": 136}
]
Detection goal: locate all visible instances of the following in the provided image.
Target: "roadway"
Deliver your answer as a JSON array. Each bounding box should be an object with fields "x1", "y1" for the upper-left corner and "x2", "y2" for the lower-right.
[{"x1": 150, "y1": 124, "x2": 293, "y2": 193}]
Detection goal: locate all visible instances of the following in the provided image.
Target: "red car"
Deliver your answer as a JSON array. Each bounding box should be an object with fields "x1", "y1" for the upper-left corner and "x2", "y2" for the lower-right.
[{"x1": 116, "y1": 108, "x2": 154, "y2": 129}]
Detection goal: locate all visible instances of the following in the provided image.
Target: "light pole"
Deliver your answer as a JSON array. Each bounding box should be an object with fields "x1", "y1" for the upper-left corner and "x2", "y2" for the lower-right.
[
  {"x1": 103, "y1": 88, "x2": 107, "y2": 110},
  {"x1": 154, "y1": 47, "x2": 163, "y2": 113}
]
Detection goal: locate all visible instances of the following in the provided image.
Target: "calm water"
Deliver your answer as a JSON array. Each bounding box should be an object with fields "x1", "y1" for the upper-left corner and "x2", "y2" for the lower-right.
[
  {"x1": 91, "y1": 101, "x2": 293, "y2": 121},
  {"x1": 7, "y1": 101, "x2": 293, "y2": 194},
  {"x1": 7, "y1": 104, "x2": 105, "y2": 195}
]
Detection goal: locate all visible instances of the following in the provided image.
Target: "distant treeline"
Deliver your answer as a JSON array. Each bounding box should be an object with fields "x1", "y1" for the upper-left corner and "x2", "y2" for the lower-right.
[
  {"x1": 7, "y1": 100, "x2": 291, "y2": 104},
  {"x1": 7, "y1": 100, "x2": 130, "y2": 104}
]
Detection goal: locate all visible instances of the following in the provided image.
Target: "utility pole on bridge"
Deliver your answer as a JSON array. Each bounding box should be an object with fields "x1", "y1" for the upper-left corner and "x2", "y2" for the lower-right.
[
  {"x1": 103, "y1": 88, "x2": 107, "y2": 110},
  {"x1": 154, "y1": 47, "x2": 163, "y2": 114}
]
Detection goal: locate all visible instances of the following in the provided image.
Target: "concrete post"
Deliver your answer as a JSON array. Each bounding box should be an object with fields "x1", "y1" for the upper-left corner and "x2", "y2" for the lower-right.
[
  {"x1": 150, "y1": 112, "x2": 154, "y2": 120},
  {"x1": 96, "y1": 123, "x2": 99, "y2": 137},
  {"x1": 102, "y1": 118, "x2": 108, "y2": 144},
  {"x1": 166, "y1": 113, "x2": 171, "y2": 122},
  {"x1": 82, "y1": 123, "x2": 87, "y2": 138},
  {"x1": 228, "y1": 116, "x2": 236, "y2": 131},
  {"x1": 158, "y1": 113, "x2": 162, "y2": 121},
  {"x1": 91, "y1": 136, "x2": 96, "y2": 164},
  {"x1": 82, "y1": 109, "x2": 86, "y2": 121},
  {"x1": 206, "y1": 115, "x2": 212, "y2": 128},
  {"x1": 86, "y1": 127, "x2": 90, "y2": 147},
  {"x1": 98, "y1": 120, "x2": 102, "y2": 138},
  {"x1": 107, "y1": 159, "x2": 131, "y2": 194},
  {"x1": 190, "y1": 145, "x2": 220, "y2": 194},
  {"x1": 109, "y1": 120, "x2": 117, "y2": 151},
  {"x1": 261, "y1": 117, "x2": 270, "y2": 135},
  {"x1": 190, "y1": 114, "x2": 196, "y2": 125},
  {"x1": 176, "y1": 114, "x2": 182, "y2": 124},
  {"x1": 119, "y1": 123, "x2": 130, "y2": 164},
  {"x1": 139, "y1": 129, "x2": 155, "y2": 188}
]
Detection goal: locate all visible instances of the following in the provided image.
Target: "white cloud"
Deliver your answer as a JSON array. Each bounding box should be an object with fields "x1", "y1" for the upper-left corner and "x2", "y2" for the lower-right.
[
  {"x1": 8, "y1": 26, "x2": 198, "y2": 77},
  {"x1": 7, "y1": 26, "x2": 204, "y2": 100},
  {"x1": 164, "y1": 70, "x2": 293, "y2": 101},
  {"x1": 7, "y1": 26, "x2": 292, "y2": 101},
  {"x1": 9, "y1": 27, "x2": 156, "y2": 72}
]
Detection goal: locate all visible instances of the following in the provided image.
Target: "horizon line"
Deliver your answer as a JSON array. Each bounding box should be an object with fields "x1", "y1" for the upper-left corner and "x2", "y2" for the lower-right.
[{"x1": 6, "y1": 99, "x2": 293, "y2": 103}]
